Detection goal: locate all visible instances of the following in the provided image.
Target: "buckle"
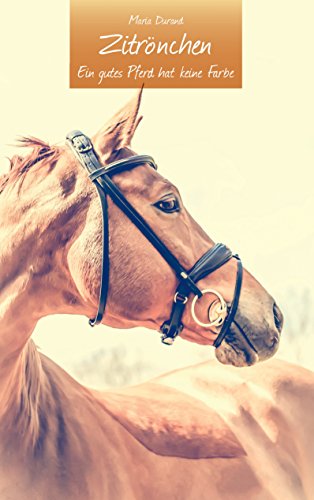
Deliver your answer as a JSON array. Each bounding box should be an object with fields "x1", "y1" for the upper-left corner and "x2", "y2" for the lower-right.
[
  {"x1": 161, "y1": 335, "x2": 175, "y2": 345},
  {"x1": 160, "y1": 321, "x2": 184, "y2": 345},
  {"x1": 174, "y1": 292, "x2": 188, "y2": 304},
  {"x1": 73, "y1": 135, "x2": 93, "y2": 153}
]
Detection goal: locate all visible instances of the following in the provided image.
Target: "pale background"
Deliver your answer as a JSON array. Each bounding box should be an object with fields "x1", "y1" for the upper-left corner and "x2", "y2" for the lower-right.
[{"x1": 0, "y1": 1, "x2": 313, "y2": 387}]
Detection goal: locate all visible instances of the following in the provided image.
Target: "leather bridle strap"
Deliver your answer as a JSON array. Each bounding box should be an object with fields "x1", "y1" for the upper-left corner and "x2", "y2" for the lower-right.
[
  {"x1": 160, "y1": 247, "x2": 243, "y2": 345},
  {"x1": 66, "y1": 130, "x2": 243, "y2": 347},
  {"x1": 213, "y1": 255, "x2": 243, "y2": 348},
  {"x1": 160, "y1": 243, "x2": 236, "y2": 342},
  {"x1": 95, "y1": 174, "x2": 202, "y2": 297},
  {"x1": 67, "y1": 130, "x2": 201, "y2": 322},
  {"x1": 89, "y1": 182, "x2": 109, "y2": 326}
]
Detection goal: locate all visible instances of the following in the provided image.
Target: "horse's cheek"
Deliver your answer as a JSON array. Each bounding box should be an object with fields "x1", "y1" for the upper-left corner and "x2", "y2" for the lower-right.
[{"x1": 67, "y1": 228, "x2": 102, "y2": 303}]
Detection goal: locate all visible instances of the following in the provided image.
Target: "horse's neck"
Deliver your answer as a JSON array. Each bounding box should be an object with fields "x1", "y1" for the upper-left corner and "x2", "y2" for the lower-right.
[
  {"x1": 0, "y1": 269, "x2": 37, "y2": 388},
  {"x1": 0, "y1": 208, "x2": 44, "y2": 399},
  {"x1": 0, "y1": 206, "x2": 37, "y2": 342},
  {"x1": 0, "y1": 198, "x2": 39, "y2": 444}
]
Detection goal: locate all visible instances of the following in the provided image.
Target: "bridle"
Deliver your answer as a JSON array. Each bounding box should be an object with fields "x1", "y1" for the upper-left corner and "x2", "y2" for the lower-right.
[{"x1": 66, "y1": 130, "x2": 243, "y2": 348}]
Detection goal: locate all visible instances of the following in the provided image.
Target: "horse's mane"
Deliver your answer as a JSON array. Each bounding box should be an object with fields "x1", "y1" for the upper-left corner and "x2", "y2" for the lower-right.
[
  {"x1": 0, "y1": 137, "x2": 61, "y2": 193},
  {"x1": 3, "y1": 340, "x2": 46, "y2": 454},
  {"x1": 19, "y1": 341, "x2": 45, "y2": 450}
]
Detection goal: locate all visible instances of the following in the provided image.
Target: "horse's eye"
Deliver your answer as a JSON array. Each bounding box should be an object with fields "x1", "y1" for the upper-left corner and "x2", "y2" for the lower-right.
[{"x1": 154, "y1": 197, "x2": 180, "y2": 213}]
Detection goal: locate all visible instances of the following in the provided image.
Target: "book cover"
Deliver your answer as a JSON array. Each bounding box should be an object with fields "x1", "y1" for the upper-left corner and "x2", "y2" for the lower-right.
[{"x1": 0, "y1": 1, "x2": 313, "y2": 498}]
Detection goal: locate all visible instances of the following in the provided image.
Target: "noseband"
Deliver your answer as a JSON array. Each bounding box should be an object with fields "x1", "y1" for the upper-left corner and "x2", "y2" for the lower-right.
[{"x1": 66, "y1": 131, "x2": 243, "y2": 348}]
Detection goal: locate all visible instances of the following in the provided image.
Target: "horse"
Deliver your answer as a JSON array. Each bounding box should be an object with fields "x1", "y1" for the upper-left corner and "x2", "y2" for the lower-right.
[{"x1": 1, "y1": 89, "x2": 311, "y2": 499}]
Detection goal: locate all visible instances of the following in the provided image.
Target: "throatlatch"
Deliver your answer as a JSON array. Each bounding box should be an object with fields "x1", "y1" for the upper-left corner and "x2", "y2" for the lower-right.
[{"x1": 66, "y1": 130, "x2": 243, "y2": 348}]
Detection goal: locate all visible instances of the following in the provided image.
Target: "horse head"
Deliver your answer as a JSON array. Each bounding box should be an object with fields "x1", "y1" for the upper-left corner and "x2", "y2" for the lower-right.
[{"x1": 0, "y1": 90, "x2": 283, "y2": 367}]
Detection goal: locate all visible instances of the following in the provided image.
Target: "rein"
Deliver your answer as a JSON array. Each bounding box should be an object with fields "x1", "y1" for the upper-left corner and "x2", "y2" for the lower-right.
[{"x1": 66, "y1": 131, "x2": 242, "y2": 348}]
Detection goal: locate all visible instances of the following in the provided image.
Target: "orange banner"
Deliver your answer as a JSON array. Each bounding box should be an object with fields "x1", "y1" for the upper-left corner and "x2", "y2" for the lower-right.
[{"x1": 70, "y1": 0, "x2": 242, "y2": 89}]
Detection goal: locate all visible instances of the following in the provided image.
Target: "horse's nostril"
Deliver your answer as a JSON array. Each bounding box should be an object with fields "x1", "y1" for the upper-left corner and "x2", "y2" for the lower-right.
[{"x1": 273, "y1": 302, "x2": 284, "y2": 332}]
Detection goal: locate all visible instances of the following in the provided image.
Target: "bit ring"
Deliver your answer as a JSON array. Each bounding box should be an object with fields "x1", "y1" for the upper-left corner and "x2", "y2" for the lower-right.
[{"x1": 191, "y1": 289, "x2": 227, "y2": 328}]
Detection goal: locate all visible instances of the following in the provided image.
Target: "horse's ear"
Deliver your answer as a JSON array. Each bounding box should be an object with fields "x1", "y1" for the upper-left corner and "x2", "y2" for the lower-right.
[{"x1": 93, "y1": 88, "x2": 143, "y2": 163}]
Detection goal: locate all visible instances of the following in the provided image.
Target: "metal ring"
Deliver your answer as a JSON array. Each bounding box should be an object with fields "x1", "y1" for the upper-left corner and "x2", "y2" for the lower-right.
[{"x1": 191, "y1": 289, "x2": 227, "y2": 328}]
